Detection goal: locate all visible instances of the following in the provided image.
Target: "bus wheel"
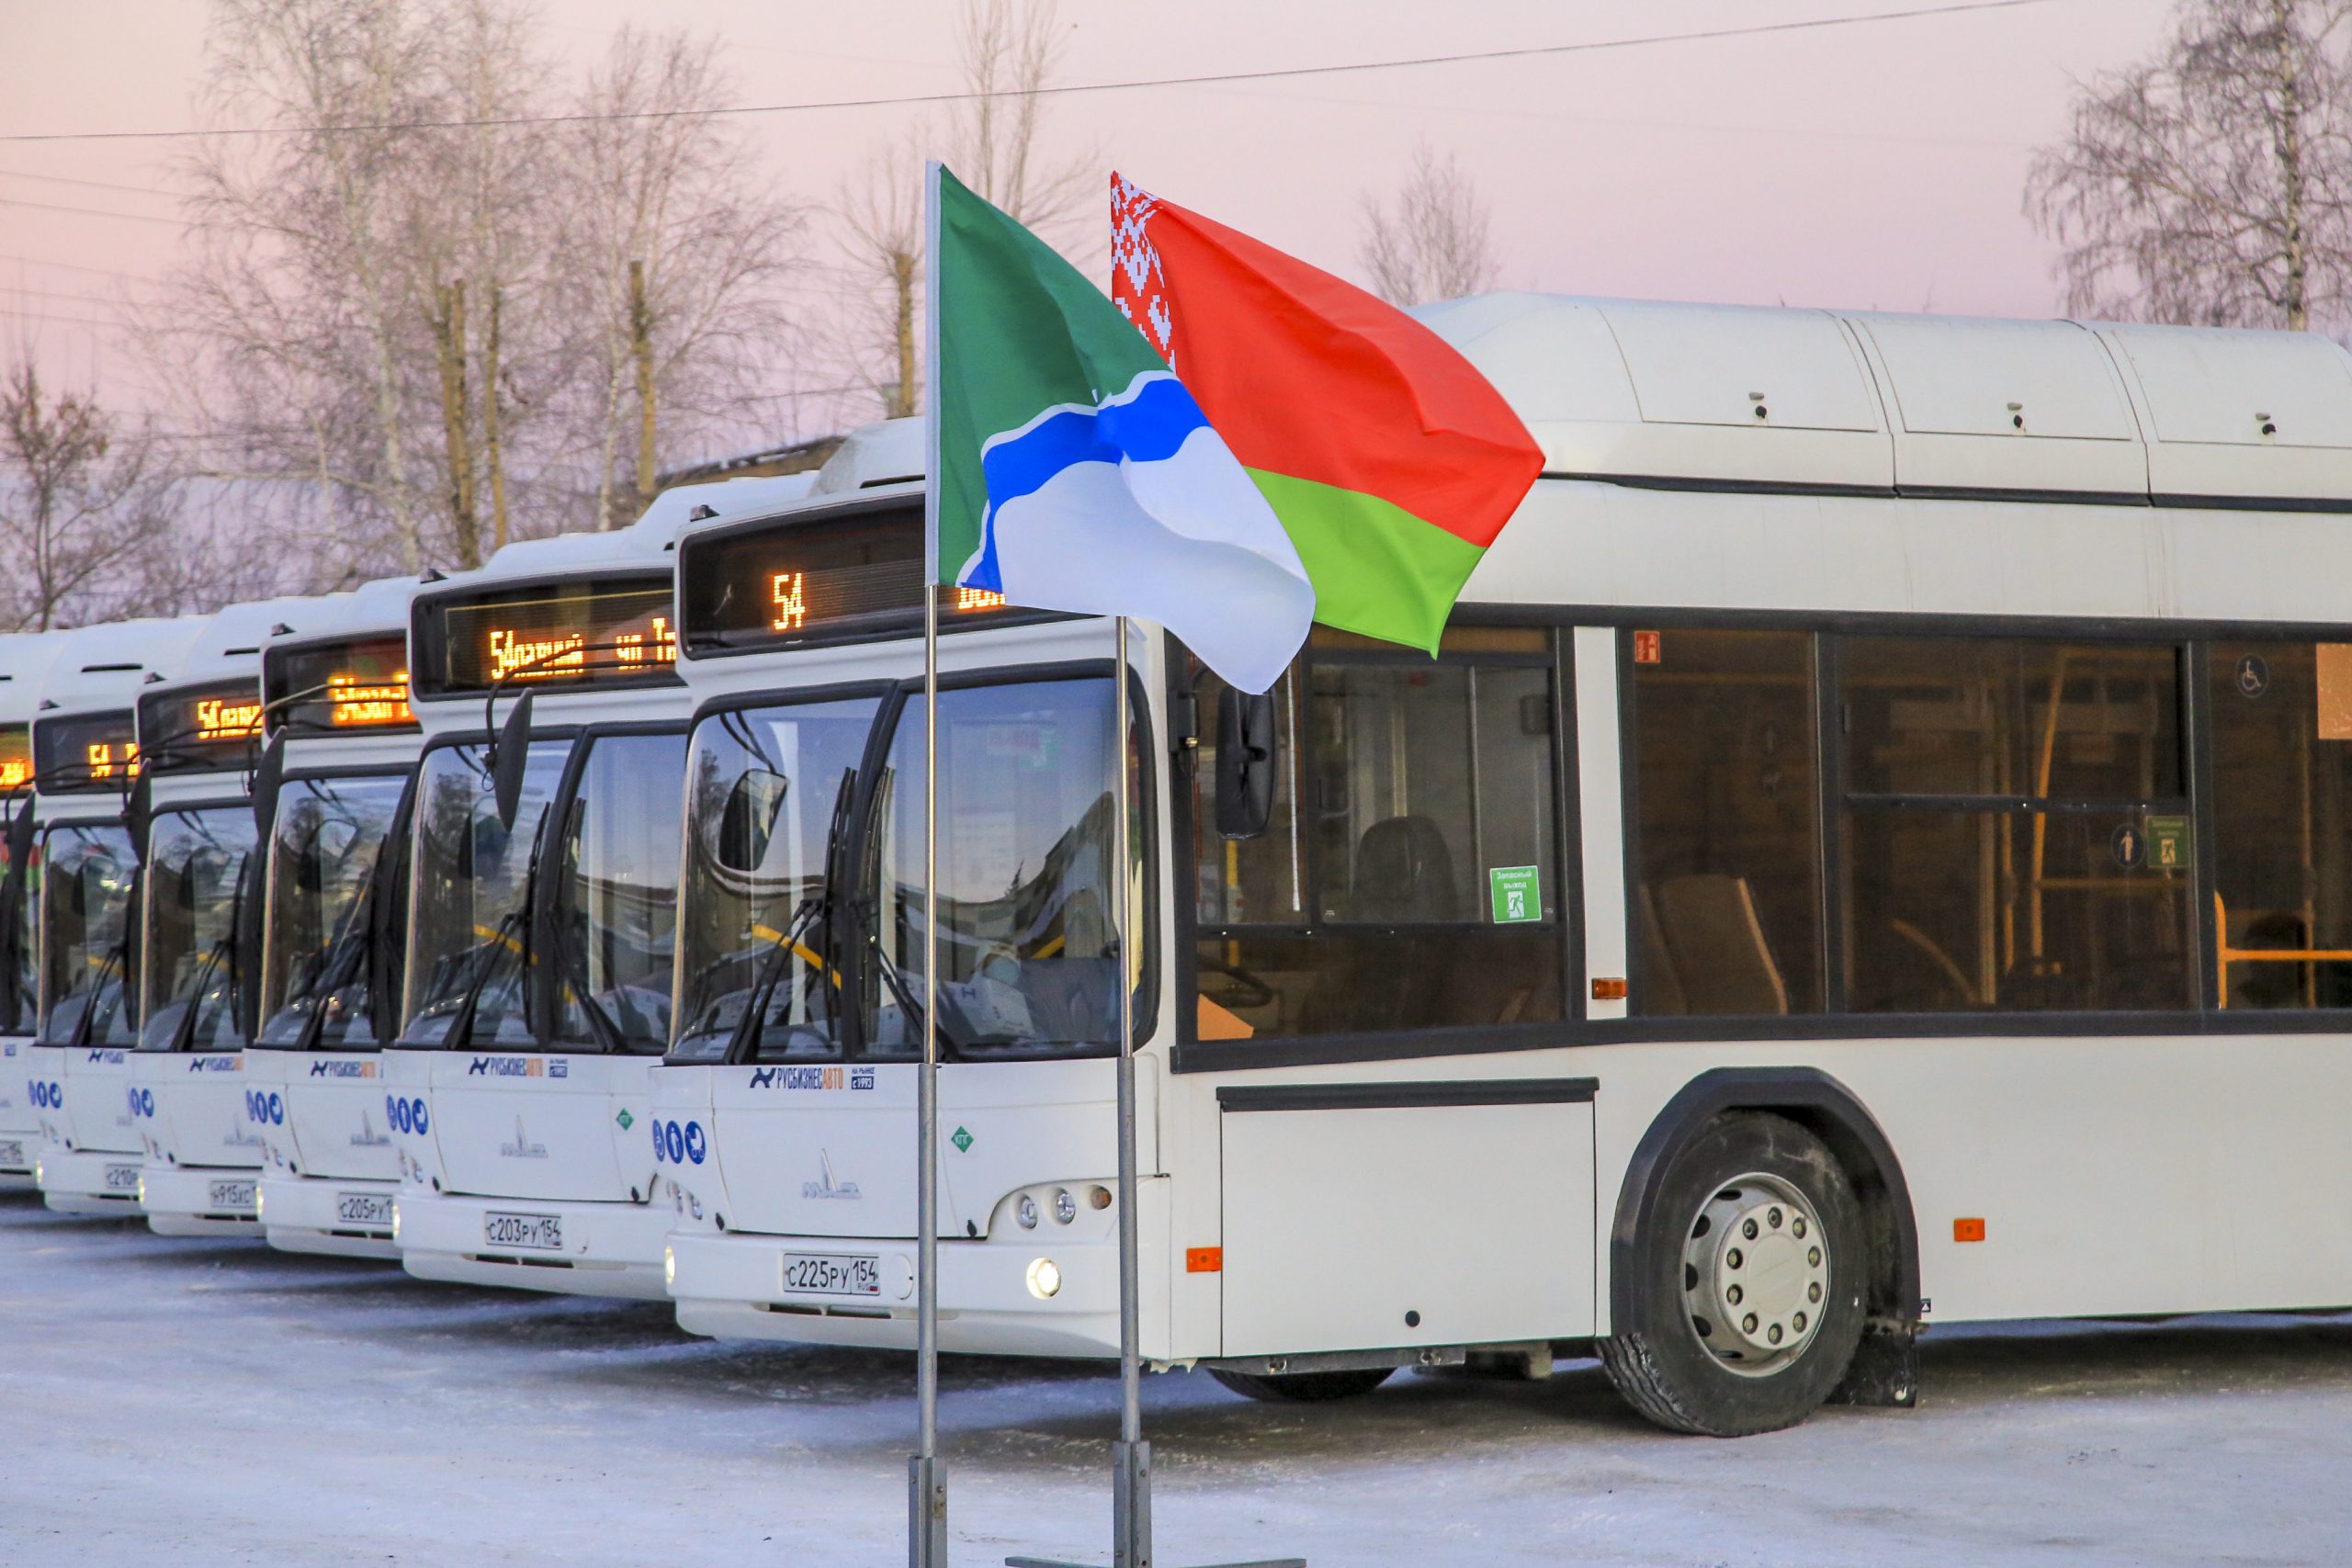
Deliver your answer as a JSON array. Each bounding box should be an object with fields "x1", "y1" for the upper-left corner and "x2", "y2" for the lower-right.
[
  {"x1": 1208, "y1": 1366, "x2": 1396, "y2": 1404},
  {"x1": 1598, "y1": 1112, "x2": 1866, "y2": 1437}
]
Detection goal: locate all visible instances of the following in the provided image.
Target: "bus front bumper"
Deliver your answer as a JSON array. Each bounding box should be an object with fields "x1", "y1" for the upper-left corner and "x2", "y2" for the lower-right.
[
  {"x1": 0, "y1": 1124, "x2": 36, "y2": 1188},
  {"x1": 394, "y1": 1190, "x2": 672, "y2": 1300},
  {"x1": 36, "y1": 1143, "x2": 146, "y2": 1215},
  {"x1": 259, "y1": 1172, "x2": 400, "y2": 1259},
  {"x1": 139, "y1": 1161, "x2": 263, "y2": 1236},
  {"x1": 667, "y1": 1230, "x2": 1120, "y2": 1357}
]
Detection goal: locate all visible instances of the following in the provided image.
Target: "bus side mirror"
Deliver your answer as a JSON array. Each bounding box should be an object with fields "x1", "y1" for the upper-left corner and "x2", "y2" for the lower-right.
[
  {"x1": 718, "y1": 768, "x2": 789, "y2": 874},
  {"x1": 6, "y1": 797, "x2": 35, "y2": 877},
  {"x1": 492, "y1": 692, "x2": 534, "y2": 830},
  {"x1": 1215, "y1": 688, "x2": 1277, "y2": 840},
  {"x1": 251, "y1": 733, "x2": 288, "y2": 841},
  {"x1": 125, "y1": 772, "x2": 153, "y2": 864}
]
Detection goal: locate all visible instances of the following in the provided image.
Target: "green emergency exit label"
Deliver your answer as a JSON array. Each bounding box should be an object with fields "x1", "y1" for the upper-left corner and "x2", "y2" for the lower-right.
[
  {"x1": 2147, "y1": 815, "x2": 2191, "y2": 870},
  {"x1": 1489, "y1": 865, "x2": 1542, "y2": 924}
]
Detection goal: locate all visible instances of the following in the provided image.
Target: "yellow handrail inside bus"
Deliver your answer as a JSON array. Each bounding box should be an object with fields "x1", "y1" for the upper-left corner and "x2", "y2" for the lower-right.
[{"x1": 2211, "y1": 892, "x2": 2352, "y2": 1010}]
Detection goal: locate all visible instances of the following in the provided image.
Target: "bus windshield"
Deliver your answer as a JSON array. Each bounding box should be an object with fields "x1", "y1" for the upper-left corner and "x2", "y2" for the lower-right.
[
  {"x1": 257, "y1": 773, "x2": 410, "y2": 1049},
  {"x1": 671, "y1": 695, "x2": 885, "y2": 1062},
  {"x1": 398, "y1": 739, "x2": 571, "y2": 1047},
  {"x1": 38, "y1": 822, "x2": 139, "y2": 1047},
  {"x1": 139, "y1": 807, "x2": 259, "y2": 1052},
  {"x1": 870, "y1": 677, "x2": 1136, "y2": 1059},
  {"x1": 550, "y1": 730, "x2": 688, "y2": 1053}
]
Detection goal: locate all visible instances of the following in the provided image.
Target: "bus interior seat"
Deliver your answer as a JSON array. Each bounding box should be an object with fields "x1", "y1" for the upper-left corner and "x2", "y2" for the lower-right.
[
  {"x1": 1299, "y1": 815, "x2": 1459, "y2": 1032},
  {"x1": 1653, "y1": 874, "x2": 1790, "y2": 1015},
  {"x1": 1637, "y1": 884, "x2": 1690, "y2": 1015}
]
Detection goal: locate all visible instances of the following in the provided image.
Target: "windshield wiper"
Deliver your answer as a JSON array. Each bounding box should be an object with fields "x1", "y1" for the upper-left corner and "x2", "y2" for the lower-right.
[
  {"x1": 168, "y1": 857, "x2": 251, "y2": 1053},
  {"x1": 720, "y1": 769, "x2": 856, "y2": 1063},
  {"x1": 69, "y1": 933, "x2": 133, "y2": 1049}
]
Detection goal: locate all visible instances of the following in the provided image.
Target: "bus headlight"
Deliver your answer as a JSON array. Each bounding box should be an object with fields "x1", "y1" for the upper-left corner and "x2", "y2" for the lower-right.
[
  {"x1": 1016, "y1": 1194, "x2": 1039, "y2": 1229},
  {"x1": 1025, "y1": 1258, "x2": 1062, "y2": 1300},
  {"x1": 1053, "y1": 1188, "x2": 1077, "y2": 1225}
]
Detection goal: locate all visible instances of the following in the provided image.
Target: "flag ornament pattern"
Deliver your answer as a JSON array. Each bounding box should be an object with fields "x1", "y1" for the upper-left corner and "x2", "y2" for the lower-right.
[
  {"x1": 1110, "y1": 173, "x2": 1544, "y2": 656},
  {"x1": 933, "y1": 166, "x2": 1312, "y2": 694}
]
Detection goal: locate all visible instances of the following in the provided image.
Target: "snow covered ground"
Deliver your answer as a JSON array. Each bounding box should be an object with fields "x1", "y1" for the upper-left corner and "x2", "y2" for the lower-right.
[{"x1": 2, "y1": 1193, "x2": 2346, "y2": 1568}]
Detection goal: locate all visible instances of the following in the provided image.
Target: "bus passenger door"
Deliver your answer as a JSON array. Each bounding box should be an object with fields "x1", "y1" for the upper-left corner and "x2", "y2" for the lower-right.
[{"x1": 1216, "y1": 1081, "x2": 1597, "y2": 1358}]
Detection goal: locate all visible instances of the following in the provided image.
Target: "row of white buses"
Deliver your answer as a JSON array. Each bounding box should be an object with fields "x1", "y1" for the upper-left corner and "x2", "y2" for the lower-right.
[{"x1": 6, "y1": 295, "x2": 2352, "y2": 1438}]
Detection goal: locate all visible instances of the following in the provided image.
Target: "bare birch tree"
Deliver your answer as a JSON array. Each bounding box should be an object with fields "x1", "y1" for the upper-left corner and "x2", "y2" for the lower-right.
[
  {"x1": 2029, "y1": 0, "x2": 2352, "y2": 330},
  {"x1": 0, "y1": 359, "x2": 181, "y2": 630},
  {"x1": 827, "y1": 0, "x2": 1092, "y2": 422},
  {"x1": 1359, "y1": 141, "x2": 1503, "y2": 308},
  {"x1": 548, "y1": 26, "x2": 804, "y2": 528}
]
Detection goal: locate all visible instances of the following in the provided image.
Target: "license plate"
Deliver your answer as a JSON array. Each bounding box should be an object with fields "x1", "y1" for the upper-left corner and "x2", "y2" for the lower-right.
[
  {"x1": 103, "y1": 1163, "x2": 141, "y2": 1192},
  {"x1": 336, "y1": 1192, "x2": 394, "y2": 1228},
  {"x1": 781, "y1": 1252, "x2": 880, "y2": 1297},
  {"x1": 483, "y1": 1211, "x2": 563, "y2": 1251},
  {"x1": 208, "y1": 1179, "x2": 257, "y2": 1212},
  {"x1": 0, "y1": 1139, "x2": 21, "y2": 1167}
]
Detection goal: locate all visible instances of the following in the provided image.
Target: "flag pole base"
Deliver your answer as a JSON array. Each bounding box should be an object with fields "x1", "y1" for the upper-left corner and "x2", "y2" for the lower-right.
[{"x1": 910, "y1": 1454, "x2": 948, "y2": 1568}]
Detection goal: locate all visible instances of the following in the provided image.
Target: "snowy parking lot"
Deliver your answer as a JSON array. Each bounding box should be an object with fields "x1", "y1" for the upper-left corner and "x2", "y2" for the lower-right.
[{"x1": 2, "y1": 1192, "x2": 2346, "y2": 1568}]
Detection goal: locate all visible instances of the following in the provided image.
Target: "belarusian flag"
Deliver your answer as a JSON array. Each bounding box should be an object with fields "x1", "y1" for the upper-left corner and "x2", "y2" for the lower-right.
[
  {"x1": 931, "y1": 165, "x2": 1313, "y2": 694},
  {"x1": 1109, "y1": 174, "x2": 1543, "y2": 654}
]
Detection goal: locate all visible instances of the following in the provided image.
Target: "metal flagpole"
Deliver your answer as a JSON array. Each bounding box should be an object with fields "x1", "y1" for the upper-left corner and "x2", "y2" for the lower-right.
[
  {"x1": 910, "y1": 156, "x2": 948, "y2": 1568},
  {"x1": 1110, "y1": 614, "x2": 1148, "y2": 1568}
]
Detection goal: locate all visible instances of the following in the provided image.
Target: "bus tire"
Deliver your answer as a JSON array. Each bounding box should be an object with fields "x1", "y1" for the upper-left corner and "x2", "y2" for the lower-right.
[
  {"x1": 1207, "y1": 1366, "x2": 1396, "y2": 1404},
  {"x1": 1597, "y1": 1112, "x2": 1866, "y2": 1437}
]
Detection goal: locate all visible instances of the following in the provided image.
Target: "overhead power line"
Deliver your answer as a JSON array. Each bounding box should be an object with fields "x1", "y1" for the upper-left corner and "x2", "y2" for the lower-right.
[
  {"x1": 0, "y1": 0, "x2": 2064, "y2": 144},
  {"x1": 0, "y1": 196, "x2": 212, "y2": 230}
]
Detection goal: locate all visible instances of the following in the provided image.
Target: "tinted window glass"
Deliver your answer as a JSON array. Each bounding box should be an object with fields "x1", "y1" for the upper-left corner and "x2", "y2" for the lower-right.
[
  {"x1": 399, "y1": 739, "x2": 571, "y2": 1046},
  {"x1": 552, "y1": 731, "x2": 688, "y2": 1051},
  {"x1": 2209, "y1": 642, "x2": 2352, "y2": 1009},
  {"x1": 672, "y1": 696, "x2": 883, "y2": 1063},
  {"x1": 139, "y1": 807, "x2": 259, "y2": 1051},
  {"x1": 257, "y1": 773, "x2": 409, "y2": 1048},
  {"x1": 1191, "y1": 629, "x2": 1564, "y2": 1042},
  {"x1": 38, "y1": 823, "x2": 138, "y2": 1045},
  {"x1": 1631, "y1": 628, "x2": 1820, "y2": 1016},
  {"x1": 1839, "y1": 637, "x2": 2191, "y2": 1013}
]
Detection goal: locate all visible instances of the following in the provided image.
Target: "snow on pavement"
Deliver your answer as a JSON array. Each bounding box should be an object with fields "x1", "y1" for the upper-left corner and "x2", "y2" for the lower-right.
[{"x1": 1, "y1": 1193, "x2": 2346, "y2": 1567}]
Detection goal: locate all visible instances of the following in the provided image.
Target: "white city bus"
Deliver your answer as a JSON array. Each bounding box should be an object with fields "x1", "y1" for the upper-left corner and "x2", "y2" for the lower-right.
[
  {"x1": 245, "y1": 576, "x2": 431, "y2": 1258},
  {"x1": 657, "y1": 298, "x2": 2352, "y2": 1436},
  {"x1": 128, "y1": 596, "x2": 321, "y2": 1235},
  {"x1": 384, "y1": 478, "x2": 809, "y2": 1297},
  {"x1": 26, "y1": 617, "x2": 209, "y2": 1214},
  {"x1": 0, "y1": 632, "x2": 73, "y2": 1188}
]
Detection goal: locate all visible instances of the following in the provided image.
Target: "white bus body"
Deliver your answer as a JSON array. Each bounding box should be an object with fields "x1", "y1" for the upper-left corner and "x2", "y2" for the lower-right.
[
  {"x1": 26, "y1": 618, "x2": 209, "y2": 1215},
  {"x1": 656, "y1": 299, "x2": 2352, "y2": 1435},
  {"x1": 0, "y1": 632, "x2": 74, "y2": 1189},
  {"x1": 130, "y1": 596, "x2": 323, "y2": 1236},
  {"x1": 384, "y1": 476, "x2": 814, "y2": 1298},
  {"x1": 244, "y1": 576, "x2": 434, "y2": 1258}
]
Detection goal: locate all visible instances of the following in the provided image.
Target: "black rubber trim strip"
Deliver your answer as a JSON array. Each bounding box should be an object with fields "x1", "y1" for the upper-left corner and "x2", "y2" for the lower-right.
[
  {"x1": 1544, "y1": 470, "x2": 2352, "y2": 514},
  {"x1": 1216, "y1": 1077, "x2": 1597, "y2": 1112}
]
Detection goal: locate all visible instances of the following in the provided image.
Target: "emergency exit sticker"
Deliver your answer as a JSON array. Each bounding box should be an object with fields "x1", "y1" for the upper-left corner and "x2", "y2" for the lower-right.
[
  {"x1": 2146, "y1": 815, "x2": 2191, "y2": 870},
  {"x1": 1489, "y1": 865, "x2": 1542, "y2": 924}
]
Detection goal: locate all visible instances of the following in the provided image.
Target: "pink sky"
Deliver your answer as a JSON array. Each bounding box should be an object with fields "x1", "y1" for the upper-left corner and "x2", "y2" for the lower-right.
[{"x1": 0, "y1": 0, "x2": 2177, "y2": 432}]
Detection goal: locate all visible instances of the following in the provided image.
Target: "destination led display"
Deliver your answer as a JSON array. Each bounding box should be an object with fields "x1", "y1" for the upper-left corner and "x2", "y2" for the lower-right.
[
  {"x1": 0, "y1": 724, "x2": 29, "y2": 792},
  {"x1": 678, "y1": 502, "x2": 1013, "y2": 655},
  {"x1": 266, "y1": 634, "x2": 416, "y2": 735},
  {"x1": 32, "y1": 709, "x2": 140, "y2": 794},
  {"x1": 416, "y1": 575, "x2": 678, "y2": 698},
  {"x1": 139, "y1": 677, "x2": 265, "y2": 773}
]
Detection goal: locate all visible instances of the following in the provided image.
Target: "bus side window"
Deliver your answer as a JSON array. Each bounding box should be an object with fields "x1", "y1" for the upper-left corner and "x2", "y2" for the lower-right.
[
  {"x1": 1628, "y1": 628, "x2": 1822, "y2": 1016},
  {"x1": 1191, "y1": 628, "x2": 1565, "y2": 1043},
  {"x1": 2209, "y1": 642, "x2": 2352, "y2": 1010}
]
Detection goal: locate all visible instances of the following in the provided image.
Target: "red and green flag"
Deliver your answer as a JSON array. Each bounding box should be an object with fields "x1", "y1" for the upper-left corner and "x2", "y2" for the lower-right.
[{"x1": 1109, "y1": 174, "x2": 1543, "y2": 654}]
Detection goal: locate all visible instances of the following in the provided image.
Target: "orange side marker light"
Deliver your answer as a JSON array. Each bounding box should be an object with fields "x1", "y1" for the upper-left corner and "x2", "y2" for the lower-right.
[
  {"x1": 1185, "y1": 1247, "x2": 1223, "y2": 1274},
  {"x1": 1591, "y1": 977, "x2": 1628, "y2": 1001},
  {"x1": 1953, "y1": 1217, "x2": 1986, "y2": 1244}
]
